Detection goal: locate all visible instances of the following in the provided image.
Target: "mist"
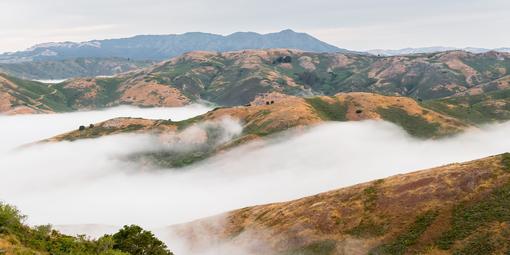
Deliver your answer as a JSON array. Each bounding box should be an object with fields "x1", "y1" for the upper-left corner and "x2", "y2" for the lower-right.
[{"x1": 1, "y1": 107, "x2": 510, "y2": 253}]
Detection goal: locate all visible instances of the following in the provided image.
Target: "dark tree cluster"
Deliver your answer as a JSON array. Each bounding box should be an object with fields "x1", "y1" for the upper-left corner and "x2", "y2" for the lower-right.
[
  {"x1": 78, "y1": 124, "x2": 95, "y2": 131},
  {"x1": 273, "y1": 56, "x2": 292, "y2": 64},
  {"x1": 265, "y1": 101, "x2": 275, "y2": 105},
  {"x1": 111, "y1": 225, "x2": 174, "y2": 255}
]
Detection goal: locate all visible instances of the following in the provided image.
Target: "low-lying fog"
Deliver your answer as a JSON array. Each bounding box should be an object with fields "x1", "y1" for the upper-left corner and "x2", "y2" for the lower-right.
[{"x1": 1, "y1": 106, "x2": 510, "y2": 246}]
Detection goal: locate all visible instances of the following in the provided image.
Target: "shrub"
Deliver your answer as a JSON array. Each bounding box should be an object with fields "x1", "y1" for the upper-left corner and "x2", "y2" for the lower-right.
[
  {"x1": 79, "y1": 125, "x2": 86, "y2": 131},
  {"x1": 111, "y1": 225, "x2": 173, "y2": 255}
]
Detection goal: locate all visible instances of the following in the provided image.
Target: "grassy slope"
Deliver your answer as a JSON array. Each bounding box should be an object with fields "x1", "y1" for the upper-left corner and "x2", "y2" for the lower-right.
[
  {"x1": 422, "y1": 88, "x2": 510, "y2": 124},
  {"x1": 3, "y1": 50, "x2": 510, "y2": 113},
  {"x1": 0, "y1": 73, "x2": 72, "y2": 112},
  {"x1": 0, "y1": 58, "x2": 152, "y2": 80},
  {"x1": 130, "y1": 50, "x2": 510, "y2": 106},
  {"x1": 174, "y1": 153, "x2": 510, "y2": 255}
]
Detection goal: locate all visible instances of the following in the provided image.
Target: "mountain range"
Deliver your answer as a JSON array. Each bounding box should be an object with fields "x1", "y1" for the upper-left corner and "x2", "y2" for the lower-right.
[
  {"x1": 367, "y1": 47, "x2": 510, "y2": 56},
  {"x1": 0, "y1": 29, "x2": 346, "y2": 63}
]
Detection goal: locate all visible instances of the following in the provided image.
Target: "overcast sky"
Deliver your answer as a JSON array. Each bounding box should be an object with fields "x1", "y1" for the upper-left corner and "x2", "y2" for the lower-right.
[{"x1": 1, "y1": 0, "x2": 509, "y2": 53}]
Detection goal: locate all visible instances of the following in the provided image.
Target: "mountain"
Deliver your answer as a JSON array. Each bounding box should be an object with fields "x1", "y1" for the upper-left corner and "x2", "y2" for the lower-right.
[
  {"x1": 0, "y1": 57, "x2": 153, "y2": 80},
  {"x1": 171, "y1": 153, "x2": 510, "y2": 255},
  {"x1": 0, "y1": 29, "x2": 346, "y2": 63},
  {"x1": 368, "y1": 47, "x2": 510, "y2": 56},
  {"x1": 2, "y1": 49, "x2": 510, "y2": 115}
]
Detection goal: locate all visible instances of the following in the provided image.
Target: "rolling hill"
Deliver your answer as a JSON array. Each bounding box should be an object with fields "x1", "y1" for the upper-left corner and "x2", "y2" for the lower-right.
[
  {"x1": 0, "y1": 58, "x2": 153, "y2": 80},
  {"x1": 57, "y1": 49, "x2": 510, "y2": 107},
  {"x1": 171, "y1": 153, "x2": 510, "y2": 255},
  {"x1": 3, "y1": 49, "x2": 510, "y2": 115}
]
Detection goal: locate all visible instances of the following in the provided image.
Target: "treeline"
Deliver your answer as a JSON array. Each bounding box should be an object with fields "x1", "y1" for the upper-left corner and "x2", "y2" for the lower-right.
[{"x1": 0, "y1": 202, "x2": 173, "y2": 255}]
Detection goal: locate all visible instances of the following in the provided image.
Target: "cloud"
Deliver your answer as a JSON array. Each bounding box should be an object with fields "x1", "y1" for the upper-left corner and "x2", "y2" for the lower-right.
[{"x1": 1, "y1": 106, "x2": 510, "y2": 254}]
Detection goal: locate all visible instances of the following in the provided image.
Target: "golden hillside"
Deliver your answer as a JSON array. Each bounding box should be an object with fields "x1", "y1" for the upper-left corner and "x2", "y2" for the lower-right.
[{"x1": 172, "y1": 153, "x2": 510, "y2": 255}]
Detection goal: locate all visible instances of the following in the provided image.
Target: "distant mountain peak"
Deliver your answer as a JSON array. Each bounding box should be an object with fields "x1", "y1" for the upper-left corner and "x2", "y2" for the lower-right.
[
  {"x1": 367, "y1": 46, "x2": 510, "y2": 56},
  {"x1": 0, "y1": 30, "x2": 347, "y2": 63}
]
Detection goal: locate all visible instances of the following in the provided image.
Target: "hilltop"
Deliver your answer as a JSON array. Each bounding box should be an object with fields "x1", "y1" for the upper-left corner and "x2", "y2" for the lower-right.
[{"x1": 171, "y1": 153, "x2": 510, "y2": 255}]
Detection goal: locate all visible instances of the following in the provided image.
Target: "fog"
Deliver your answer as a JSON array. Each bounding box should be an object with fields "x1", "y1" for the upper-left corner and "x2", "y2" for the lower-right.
[
  {"x1": 0, "y1": 105, "x2": 210, "y2": 153},
  {"x1": 1, "y1": 106, "x2": 510, "y2": 253}
]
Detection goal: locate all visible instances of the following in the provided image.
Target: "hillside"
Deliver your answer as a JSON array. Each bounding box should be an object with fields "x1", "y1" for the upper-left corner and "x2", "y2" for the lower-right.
[
  {"x1": 0, "y1": 29, "x2": 345, "y2": 63},
  {"x1": 0, "y1": 73, "x2": 190, "y2": 114},
  {"x1": 59, "y1": 49, "x2": 510, "y2": 107},
  {"x1": 2, "y1": 49, "x2": 510, "y2": 114},
  {"x1": 0, "y1": 73, "x2": 71, "y2": 114},
  {"x1": 45, "y1": 92, "x2": 473, "y2": 168},
  {"x1": 0, "y1": 58, "x2": 152, "y2": 80},
  {"x1": 171, "y1": 153, "x2": 510, "y2": 255}
]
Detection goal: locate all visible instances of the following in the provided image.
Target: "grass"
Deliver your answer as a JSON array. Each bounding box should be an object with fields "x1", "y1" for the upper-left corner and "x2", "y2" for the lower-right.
[
  {"x1": 305, "y1": 97, "x2": 347, "y2": 121},
  {"x1": 1, "y1": 73, "x2": 71, "y2": 112},
  {"x1": 376, "y1": 106, "x2": 440, "y2": 138},
  {"x1": 421, "y1": 88, "x2": 510, "y2": 124},
  {"x1": 435, "y1": 182, "x2": 510, "y2": 250},
  {"x1": 371, "y1": 210, "x2": 438, "y2": 255},
  {"x1": 501, "y1": 153, "x2": 510, "y2": 172},
  {"x1": 348, "y1": 218, "x2": 387, "y2": 238},
  {"x1": 281, "y1": 240, "x2": 336, "y2": 255},
  {"x1": 348, "y1": 181, "x2": 388, "y2": 238},
  {"x1": 452, "y1": 233, "x2": 496, "y2": 255}
]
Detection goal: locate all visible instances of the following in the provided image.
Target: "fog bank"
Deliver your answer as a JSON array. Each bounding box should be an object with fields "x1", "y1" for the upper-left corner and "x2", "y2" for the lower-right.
[
  {"x1": 1, "y1": 108, "x2": 510, "y2": 252},
  {"x1": 0, "y1": 105, "x2": 210, "y2": 153}
]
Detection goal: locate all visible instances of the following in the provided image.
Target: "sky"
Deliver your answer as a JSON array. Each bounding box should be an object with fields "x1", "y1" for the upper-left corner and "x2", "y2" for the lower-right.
[{"x1": 0, "y1": 0, "x2": 509, "y2": 53}]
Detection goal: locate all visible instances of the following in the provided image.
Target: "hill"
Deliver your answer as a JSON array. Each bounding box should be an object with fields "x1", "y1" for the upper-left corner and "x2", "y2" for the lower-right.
[
  {"x1": 58, "y1": 49, "x2": 510, "y2": 107},
  {"x1": 171, "y1": 153, "x2": 510, "y2": 255},
  {"x1": 0, "y1": 73, "x2": 189, "y2": 114},
  {"x1": 0, "y1": 29, "x2": 345, "y2": 63},
  {"x1": 45, "y1": 92, "x2": 475, "y2": 168},
  {"x1": 0, "y1": 58, "x2": 153, "y2": 80},
  {"x1": 2, "y1": 49, "x2": 510, "y2": 114}
]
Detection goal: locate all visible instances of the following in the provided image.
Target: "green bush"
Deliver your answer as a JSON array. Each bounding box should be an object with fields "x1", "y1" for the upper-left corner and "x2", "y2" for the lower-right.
[
  {"x1": 111, "y1": 225, "x2": 173, "y2": 255},
  {"x1": 372, "y1": 210, "x2": 438, "y2": 255}
]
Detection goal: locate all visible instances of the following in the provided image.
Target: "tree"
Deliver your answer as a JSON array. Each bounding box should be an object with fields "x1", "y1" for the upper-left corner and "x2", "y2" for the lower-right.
[
  {"x1": 110, "y1": 225, "x2": 173, "y2": 255},
  {"x1": 79, "y1": 125, "x2": 86, "y2": 131}
]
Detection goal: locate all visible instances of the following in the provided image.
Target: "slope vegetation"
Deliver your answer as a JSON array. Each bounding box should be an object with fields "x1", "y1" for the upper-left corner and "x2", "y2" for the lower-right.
[
  {"x1": 173, "y1": 153, "x2": 510, "y2": 255},
  {"x1": 2, "y1": 49, "x2": 510, "y2": 114},
  {"x1": 116, "y1": 49, "x2": 510, "y2": 106},
  {"x1": 45, "y1": 92, "x2": 470, "y2": 168}
]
